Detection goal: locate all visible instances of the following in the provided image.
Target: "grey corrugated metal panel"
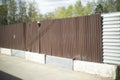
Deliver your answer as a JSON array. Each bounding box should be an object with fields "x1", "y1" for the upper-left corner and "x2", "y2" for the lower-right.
[
  {"x1": 102, "y1": 12, "x2": 120, "y2": 17},
  {"x1": 103, "y1": 59, "x2": 120, "y2": 65},
  {"x1": 103, "y1": 34, "x2": 120, "y2": 36},
  {"x1": 104, "y1": 56, "x2": 120, "y2": 61},
  {"x1": 103, "y1": 25, "x2": 120, "y2": 28},
  {"x1": 103, "y1": 17, "x2": 120, "y2": 21},
  {"x1": 103, "y1": 53, "x2": 120, "y2": 57},
  {"x1": 103, "y1": 35, "x2": 120, "y2": 39},
  {"x1": 103, "y1": 45, "x2": 120, "y2": 47},
  {"x1": 102, "y1": 12, "x2": 120, "y2": 65},
  {"x1": 103, "y1": 28, "x2": 120, "y2": 32},
  {"x1": 103, "y1": 21, "x2": 120, "y2": 25},
  {"x1": 103, "y1": 43, "x2": 120, "y2": 46},
  {"x1": 103, "y1": 32, "x2": 120, "y2": 35},
  {"x1": 103, "y1": 49, "x2": 120, "y2": 53},
  {"x1": 103, "y1": 46, "x2": 120, "y2": 50},
  {"x1": 103, "y1": 39, "x2": 120, "y2": 43}
]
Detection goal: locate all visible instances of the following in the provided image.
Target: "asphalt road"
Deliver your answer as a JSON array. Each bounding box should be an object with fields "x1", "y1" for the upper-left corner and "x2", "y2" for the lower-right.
[{"x1": 0, "y1": 54, "x2": 113, "y2": 80}]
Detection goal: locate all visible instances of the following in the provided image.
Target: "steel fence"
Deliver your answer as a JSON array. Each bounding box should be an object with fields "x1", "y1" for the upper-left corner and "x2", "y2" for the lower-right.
[{"x1": 0, "y1": 14, "x2": 103, "y2": 63}]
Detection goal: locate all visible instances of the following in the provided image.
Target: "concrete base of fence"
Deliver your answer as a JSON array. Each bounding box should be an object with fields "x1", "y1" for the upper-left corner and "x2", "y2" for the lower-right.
[
  {"x1": 0, "y1": 48, "x2": 1, "y2": 54},
  {"x1": 46, "y1": 55, "x2": 73, "y2": 70},
  {"x1": 74, "y1": 60, "x2": 117, "y2": 79},
  {"x1": 25, "y1": 51, "x2": 45, "y2": 64},
  {"x1": 0, "y1": 48, "x2": 11, "y2": 56},
  {"x1": 11, "y1": 49, "x2": 25, "y2": 58}
]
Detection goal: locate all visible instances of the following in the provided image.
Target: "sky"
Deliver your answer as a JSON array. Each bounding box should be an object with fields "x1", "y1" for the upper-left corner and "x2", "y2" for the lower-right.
[
  {"x1": 0, "y1": 0, "x2": 94, "y2": 14},
  {"x1": 27, "y1": 0, "x2": 94, "y2": 14}
]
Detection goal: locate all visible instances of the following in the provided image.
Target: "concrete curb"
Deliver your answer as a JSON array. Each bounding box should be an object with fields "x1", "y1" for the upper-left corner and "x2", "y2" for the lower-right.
[
  {"x1": 11, "y1": 49, "x2": 25, "y2": 58},
  {"x1": 0, "y1": 48, "x2": 11, "y2": 56},
  {"x1": 0, "y1": 48, "x2": 45, "y2": 64},
  {"x1": 25, "y1": 51, "x2": 45, "y2": 64},
  {"x1": 46, "y1": 55, "x2": 73, "y2": 70},
  {"x1": 74, "y1": 60, "x2": 117, "y2": 79},
  {"x1": 0, "y1": 47, "x2": 118, "y2": 80}
]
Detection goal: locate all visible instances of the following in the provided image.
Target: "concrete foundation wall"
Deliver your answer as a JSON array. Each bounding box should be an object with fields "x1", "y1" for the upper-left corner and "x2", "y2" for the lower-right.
[
  {"x1": 25, "y1": 51, "x2": 45, "y2": 64},
  {"x1": 0, "y1": 48, "x2": 1, "y2": 54},
  {"x1": 74, "y1": 60, "x2": 117, "y2": 79},
  {"x1": 11, "y1": 49, "x2": 25, "y2": 58},
  {"x1": 46, "y1": 55, "x2": 73, "y2": 70},
  {"x1": 0, "y1": 47, "x2": 118, "y2": 80},
  {"x1": 0, "y1": 48, "x2": 11, "y2": 56}
]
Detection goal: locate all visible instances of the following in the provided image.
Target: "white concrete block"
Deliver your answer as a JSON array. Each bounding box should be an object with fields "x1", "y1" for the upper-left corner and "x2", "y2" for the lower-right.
[
  {"x1": 11, "y1": 49, "x2": 25, "y2": 58},
  {"x1": 46, "y1": 55, "x2": 73, "y2": 70},
  {"x1": 1, "y1": 48, "x2": 11, "y2": 56},
  {"x1": 25, "y1": 51, "x2": 45, "y2": 64},
  {"x1": 74, "y1": 60, "x2": 117, "y2": 79}
]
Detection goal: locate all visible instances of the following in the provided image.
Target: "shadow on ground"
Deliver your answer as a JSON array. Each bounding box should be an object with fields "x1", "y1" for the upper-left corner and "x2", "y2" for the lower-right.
[{"x1": 0, "y1": 71, "x2": 22, "y2": 80}]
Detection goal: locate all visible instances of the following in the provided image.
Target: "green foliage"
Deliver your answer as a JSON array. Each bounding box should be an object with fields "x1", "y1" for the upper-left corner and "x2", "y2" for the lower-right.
[
  {"x1": 8, "y1": 0, "x2": 17, "y2": 24},
  {"x1": 28, "y1": 2, "x2": 39, "y2": 22},
  {"x1": 95, "y1": 0, "x2": 116, "y2": 13},
  {"x1": 83, "y1": 2, "x2": 92, "y2": 15},
  {"x1": 105, "y1": 0, "x2": 116, "y2": 12},
  {"x1": 55, "y1": 7, "x2": 67, "y2": 19},
  {"x1": 43, "y1": 12, "x2": 55, "y2": 20},
  {"x1": 50, "y1": 0, "x2": 92, "y2": 19},
  {"x1": 18, "y1": 1, "x2": 27, "y2": 22},
  {"x1": 73, "y1": 0, "x2": 83, "y2": 16},
  {"x1": 115, "y1": 0, "x2": 120, "y2": 11},
  {"x1": 0, "y1": 0, "x2": 41, "y2": 25},
  {"x1": 0, "y1": 0, "x2": 8, "y2": 25},
  {"x1": 67, "y1": 5, "x2": 73, "y2": 18},
  {"x1": 95, "y1": 4, "x2": 103, "y2": 13},
  {"x1": 1, "y1": 0, "x2": 120, "y2": 25}
]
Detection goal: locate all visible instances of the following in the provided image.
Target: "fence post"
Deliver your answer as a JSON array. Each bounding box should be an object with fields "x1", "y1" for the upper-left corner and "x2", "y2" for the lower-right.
[
  {"x1": 37, "y1": 21, "x2": 41, "y2": 53},
  {"x1": 23, "y1": 23, "x2": 26, "y2": 51}
]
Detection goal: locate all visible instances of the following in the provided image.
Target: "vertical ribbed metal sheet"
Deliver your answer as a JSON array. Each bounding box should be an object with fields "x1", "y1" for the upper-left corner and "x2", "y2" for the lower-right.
[
  {"x1": 102, "y1": 12, "x2": 120, "y2": 65},
  {"x1": 40, "y1": 20, "x2": 54, "y2": 55},
  {"x1": 0, "y1": 23, "x2": 25, "y2": 50},
  {"x1": 39, "y1": 14, "x2": 103, "y2": 63},
  {"x1": 0, "y1": 14, "x2": 103, "y2": 63},
  {"x1": 26, "y1": 22, "x2": 39, "y2": 53}
]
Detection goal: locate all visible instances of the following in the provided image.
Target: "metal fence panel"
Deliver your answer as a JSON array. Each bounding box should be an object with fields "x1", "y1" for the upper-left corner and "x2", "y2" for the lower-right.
[
  {"x1": 102, "y1": 12, "x2": 120, "y2": 65},
  {"x1": 26, "y1": 22, "x2": 39, "y2": 53},
  {"x1": 0, "y1": 14, "x2": 103, "y2": 63},
  {"x1": 0, "y1": 23, "x2": 25, "y2": 50}
]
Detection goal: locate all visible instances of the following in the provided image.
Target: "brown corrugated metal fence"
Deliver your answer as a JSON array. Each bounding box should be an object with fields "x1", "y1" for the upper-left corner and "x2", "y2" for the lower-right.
[
  {"x1": 0, "y1": 23, "x2": 25, "y2": 50},
  {"x1": 0, "y1": 14, "x2": 103, "y2": 63},
  {"x1": 25, "y1": 22, "x2": 39, "y2": 53}
]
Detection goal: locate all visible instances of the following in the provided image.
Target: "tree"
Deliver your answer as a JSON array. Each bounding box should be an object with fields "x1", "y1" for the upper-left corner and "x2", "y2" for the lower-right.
[
  {"x1": 73, "y1": 0, "x2": 83, "y2": 16},
  {"x1": 102, "y1": 1, "x2": 109, "y2": 13},
  {"x1": 8, "y1": 0, "x2": 17, "y2": 24},
  {"x1": 18, "y1": 0, "x2": 27, "y2": 23},
  {"x1": 106, "y1": 0, "x2": 116, "y2": 12},
  {"x1": 0, "y1": 0, "x2": 9, "y2": 25},
  {"x1": 55, "y1": 7, "x2": 67, "y2": 19},
  {"x1": 115, "y1": 0, "x2": 120, "y2": 11},
  {"x1": 95, "y1": 0, "x2": 116, "y2": 13},
  {"x1": 43, "y1": 12, "x2": 55, "y2": 20},
  {"x1": 88, "y1": 1, "x2": 97, "y2": 14},
  {"x1": 67, "y1": 5, "x2": 73, "y2": 18},
  {"x1": 83, "y1": 2, "x2": 91, "y2": 15},
  {"x1": 28, "y1": 2, "x2": 39, "y2": 22},
  {"x1": 0, "y1": 0, "x2": 41, "y2": 24},
  {"x1": 95, "y1": 4, "x2": 103, "y2": 13}
]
